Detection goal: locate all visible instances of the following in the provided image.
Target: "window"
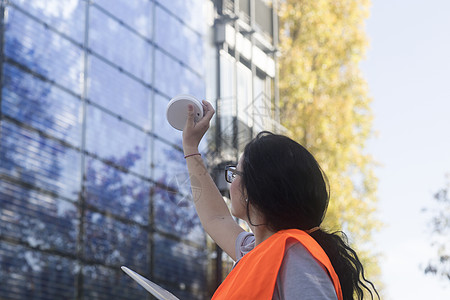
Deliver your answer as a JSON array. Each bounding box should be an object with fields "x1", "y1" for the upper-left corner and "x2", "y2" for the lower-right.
[
  {"x1": 0, "y1": 1, "x2": 210, "y2": 299},
  {"x1": 154, "y1": 48, "x2": 205, "y2": 98},
  {"x1": 85, "y1": 158, "x2": 150, "y2": 225},
  {"x1": 4, "y1": 7, "x2": 84, "y2": 94},
  {"x1": 155, "y1": 5, "x2": 204, "y2": 71},
  {"x1": 85, "y1": 105, "x2": 150, "y2": 177},
  {"x1": 93, "y1": 0, "x2": 153, "y2": 39},
  {"x1": 88, "y1": 55, "x2": 152, "y2": 130},
  {"x1": 0, "y1": 121, "x2": 81, "y2": 200},
  {"x1": 2, "y1": 63, "x2": 82, "y2": 147},
  {"x1": 89, "y1": 6, "x2": 152, "y2": 82}
]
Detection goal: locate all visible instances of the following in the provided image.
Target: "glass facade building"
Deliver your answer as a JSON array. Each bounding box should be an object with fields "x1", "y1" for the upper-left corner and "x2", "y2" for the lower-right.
[{"x1": 0, "y1": 0, "x2": 280, "y2": 299}]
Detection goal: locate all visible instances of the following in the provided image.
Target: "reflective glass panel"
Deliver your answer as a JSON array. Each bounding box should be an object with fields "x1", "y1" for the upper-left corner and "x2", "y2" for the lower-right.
[
  {"x1": 219, "y1": 51, "x2": 236, "y2": 117},
  {"x1": 89, "y1": 6, "x2": 152, "y2": 82},
  {"x1": 153, "y1": 234, "x2": 206, "y2": 291},
  {"x1": 218, "y1": 114, "x2": 237, "y2": 155},
  {"x1": 0, "y1": 241, "x2": 77, "y2": 299},
  {"x1": 0, "y1": 121, "x2": 81, "y2": 200},
  {"x1": 85, "y1": 157, "x2": 150, "y2": 225},
  {"x1": 0, "y1": 180, "x2": 78, "y2": 254},
  {"x1": 237, "y1": 62, "x2": 252, "y2": 126},
  {"x1": 88, "y1": 55, "x2": 152, "y2": 131},
  {"x1": 83, "y1": 212, "x2": 149, "y2": 267},
  {"x1": 155, "y1": 5, "x2": 203, "y2": 72},
  {"x1": 83, "y1": 264, "x2": 148, "y2": 300},
  {"x1": 152, "y1": 139, "x2": 186, "y2": 189},
  {"x1": 154, "y1": 49, "x2": 205, "y2": 98},
  {"x1": 8, "y1": 0, "x2": 86, "y2": 43},
  {"x1": 2, "y1": 63, "x2": 82, "y2": 147},
  {"x1": 153, "y1": 186, "x2": 204, "y2": 244},
  {"x1": 157, "y1": 0, "x2": 205, "y2": 34},
  {"x1": 4, "y1": 7, "x2": 83, "y2": 94},
  {"x1": 253, "y1": 74, "x2": 272, "y2": 133},
  {"x1": 85, "y1": 104, "x2": 150, "y2": 177},
  {"x1": 93, "y1": 0, "x2": 153, "y2": 39}
]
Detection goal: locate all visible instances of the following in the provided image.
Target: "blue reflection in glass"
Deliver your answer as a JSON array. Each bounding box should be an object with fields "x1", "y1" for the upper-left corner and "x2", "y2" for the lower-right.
[
  {"x1": 0, "y1": 181, "x2": 78, "y2": 254},
  {"x1": 157, "y1": 0, "x2": 205, "y2": 34},
  {"x1": 84, "y1": 211, "x2": 148, "y2": 267},
  {"x1": 85, "y1": 157, "x2": 150, "y2": 225},
  {"x1": 0, "y1": 241, "x2": 77, "y2": 299},
  {"x1": 85, "y1": 104, "x2": 150, "y2": 177},
  {"x1": 4, "y1": 7, "x2": 83, "y2": 94},
  {"x1": 88, "y1": 55, "x2": 152, "y2": 131},
  {"x1": 89, "y1": 6, "x2": 152, "y2": 82},
  {"x1": 2, "y1": 63, "x2": 82, "y2": 147},
  {"x1": 0, "y1": 121, "x2": 81, "y2": 200},
  {"x1": 8, "y1": 0, "x2": 86, "y2": 43},
  {"x1": 154, "y1": 49, "x2": 205, "y2": 98},
  {"x1": 153, "y1": 186, "x2": 204, "y2": 244},
  {"x1": 153, "y1": 234, "x2": 206, "y2": 288},
  {"x1": 93, "y1": 0, "x2": 153, "y2": 39},
  {"x1": 152, "y1": 139, "x2": 205, "y2": 243},
  {"x1": 1, "y1": 1, "x2": 213, "y2": 299},
  {"x1": 83, "y1": 264, "x2": 148, "y2": 300},
  {"x1": 153, "y1": 138, "x2": 185, "y2": 183},
  {"x1": 155, "y1": 5, "x2": 203, "y2": 72}
]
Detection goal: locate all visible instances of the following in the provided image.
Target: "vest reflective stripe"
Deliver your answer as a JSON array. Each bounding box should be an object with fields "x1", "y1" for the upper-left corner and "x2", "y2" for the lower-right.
[{"x1": 212, "y1": 229, "x2": 343, "y2": 300}]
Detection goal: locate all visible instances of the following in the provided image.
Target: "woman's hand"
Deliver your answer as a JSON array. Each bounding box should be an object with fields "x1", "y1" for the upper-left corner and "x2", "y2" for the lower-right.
[{"x1": 182, "y1": 100, "x2": 215, "y2": 152}]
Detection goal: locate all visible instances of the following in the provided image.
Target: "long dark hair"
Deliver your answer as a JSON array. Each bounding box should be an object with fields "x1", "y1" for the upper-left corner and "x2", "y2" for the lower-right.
[{"x1": 241, "y1": 131, "x2": 379, "y2": 300}]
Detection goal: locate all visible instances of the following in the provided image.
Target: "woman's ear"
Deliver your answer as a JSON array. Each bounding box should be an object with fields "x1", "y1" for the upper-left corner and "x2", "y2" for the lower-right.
[{"x1": 239, "y1": 185, "x2": 247, "y2": 200}]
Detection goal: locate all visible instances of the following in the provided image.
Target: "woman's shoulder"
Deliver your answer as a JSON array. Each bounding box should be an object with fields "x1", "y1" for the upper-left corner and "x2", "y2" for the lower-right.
[
  {"x1": 235, "y1": 231, "x2": 255, "y2": 262},
  {"x1": 274, "y1": 241, "x2": 338, "y2": 300}
]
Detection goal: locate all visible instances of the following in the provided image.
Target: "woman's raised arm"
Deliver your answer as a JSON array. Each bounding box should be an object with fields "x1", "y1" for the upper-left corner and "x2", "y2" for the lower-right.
[{"x1": 182, "y1": 100, "x2": 244, "y2": 261}]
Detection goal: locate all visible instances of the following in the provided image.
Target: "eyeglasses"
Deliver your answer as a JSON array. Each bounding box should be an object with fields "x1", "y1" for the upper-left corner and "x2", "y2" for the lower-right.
[{"x1": 225, "y1": 165, "x2": 243, "y2": 183}]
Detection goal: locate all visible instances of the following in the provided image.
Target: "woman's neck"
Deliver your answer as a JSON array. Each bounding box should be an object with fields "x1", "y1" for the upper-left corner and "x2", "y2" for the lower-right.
[
  {"x1": 251, "y1": 225, "x2": 276, "y2": 246},
  {"x1": 245, "y1": 204, "x2": 276, "y2": 246}
]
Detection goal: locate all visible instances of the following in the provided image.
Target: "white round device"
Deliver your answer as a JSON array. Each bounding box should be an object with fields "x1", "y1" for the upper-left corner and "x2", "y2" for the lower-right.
[{"x1": 166, "y1": 94, "x2": 203, "y2": 131}]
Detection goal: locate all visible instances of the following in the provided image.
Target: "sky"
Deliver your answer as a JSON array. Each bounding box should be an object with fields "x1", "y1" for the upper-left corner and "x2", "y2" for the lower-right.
[{"x1": 361, "y1": 0, "x2": 450, "y2": 299}]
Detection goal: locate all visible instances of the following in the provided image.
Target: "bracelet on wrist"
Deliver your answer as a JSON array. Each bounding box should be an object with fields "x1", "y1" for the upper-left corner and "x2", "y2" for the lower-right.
[{"x1": 184, "y1": 153, "x2": 201, "y2": 159}]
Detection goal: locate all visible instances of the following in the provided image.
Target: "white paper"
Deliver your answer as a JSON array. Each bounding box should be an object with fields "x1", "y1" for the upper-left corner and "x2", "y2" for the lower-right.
[{"x1": 121, "y1": 266, "x2": 180, "y2": 300}]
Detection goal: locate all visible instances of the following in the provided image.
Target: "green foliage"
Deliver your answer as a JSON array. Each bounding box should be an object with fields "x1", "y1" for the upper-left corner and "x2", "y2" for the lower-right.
[{"x1": 278, "y1": 0, "x2": 382, "y2": 289}]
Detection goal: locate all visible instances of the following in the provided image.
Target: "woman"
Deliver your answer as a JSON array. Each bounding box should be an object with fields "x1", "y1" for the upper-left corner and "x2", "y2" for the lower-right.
[{"x1": 182, "y1": 100, "x2": 379, "y2": 299}]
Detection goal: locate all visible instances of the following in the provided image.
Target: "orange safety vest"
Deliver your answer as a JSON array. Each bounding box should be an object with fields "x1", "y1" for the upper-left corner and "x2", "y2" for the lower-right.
[{"x1": 212, "y1": 229, "x2": 343, "y2": 300}]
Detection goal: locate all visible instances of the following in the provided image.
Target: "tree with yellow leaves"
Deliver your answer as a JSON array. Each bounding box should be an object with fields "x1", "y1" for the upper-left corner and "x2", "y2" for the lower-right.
[{"x1": 279, "y1": 0, "x2": 382, "y2": 293}]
